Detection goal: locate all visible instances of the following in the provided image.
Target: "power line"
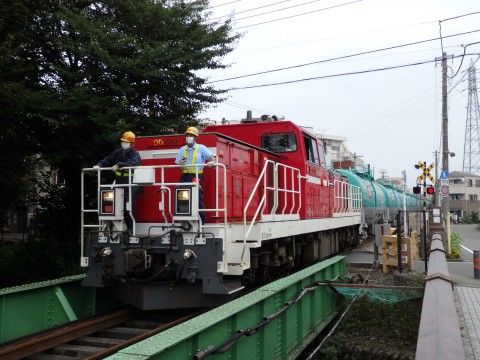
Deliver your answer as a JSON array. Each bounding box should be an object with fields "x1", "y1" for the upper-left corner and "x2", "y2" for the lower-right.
[
  {"x1": 449, "y1": 42, "x2": 480, "y2": 79},
  {"x1": 209, "y1": 0, "x2": 295, "y2": 20},
  {"x1": 230, "y1": 20, "x2": 438, "y2": 57},
  {"x1": 438, "y1": 10, "x2": 480, "y2": 61},
  {"x1": 209, "y1": 0, "x2": 242, "y2": 10},
  {"x1": 233, "y1": 0, "x2": 330, "y2": 22},
  {"x1": 234, "y1": 0, "x2": 363, "y2": 30},
  {"x1": 229, "y1": 53, "x2": 480, "y2": 90},
  {"x1": 440, "y1": 10, "x2": 480, "y2": 23},
  {"x1": 224, "y1": 100, "x2": 274, "y2": 114},
  {"x1": 448, "y1": 55, "x2": 480, "y2": 94},
  {"x1": 207, "y1": 29, "x2": 480, "y2": 84}
]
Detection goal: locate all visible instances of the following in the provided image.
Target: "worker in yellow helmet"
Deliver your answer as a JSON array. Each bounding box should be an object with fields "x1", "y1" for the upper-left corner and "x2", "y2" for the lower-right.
[
  {"x1": 175, "y1": 127, "x2": 215, "y2": 223},
  {"x1": 93, "y1": 131, "x2": 141, "y2": 233},
  {"x1": 94, "y1": 131, "x2": 141, "y2": 180}
]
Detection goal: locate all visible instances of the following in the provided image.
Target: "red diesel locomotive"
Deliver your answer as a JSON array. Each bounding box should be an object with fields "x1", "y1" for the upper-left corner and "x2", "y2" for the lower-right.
[{"x1": 80, "y1": 118, "x2": 362, "y2": 309}]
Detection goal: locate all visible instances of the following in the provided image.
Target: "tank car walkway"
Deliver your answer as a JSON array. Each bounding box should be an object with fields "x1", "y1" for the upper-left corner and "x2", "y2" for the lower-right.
[{"x1": 455, "y1": 285, "x2": 480, "y2": 359}]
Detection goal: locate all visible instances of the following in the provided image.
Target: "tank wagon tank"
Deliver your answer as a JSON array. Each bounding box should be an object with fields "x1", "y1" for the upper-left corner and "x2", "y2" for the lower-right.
[{"x1": 337, "y1": 166, "x2": 422, "y2": 233}]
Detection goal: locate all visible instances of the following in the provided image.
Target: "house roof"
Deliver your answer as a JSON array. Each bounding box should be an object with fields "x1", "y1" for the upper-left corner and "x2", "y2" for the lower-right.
[{"x1": 449, "y1": 171, "x2": 480, "y2": 178}]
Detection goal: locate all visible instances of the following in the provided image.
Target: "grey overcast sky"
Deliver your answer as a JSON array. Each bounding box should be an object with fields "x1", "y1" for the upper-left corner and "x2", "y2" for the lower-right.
[{"x1": 199, "y1": 0, "x2": 480, "y2": 187}]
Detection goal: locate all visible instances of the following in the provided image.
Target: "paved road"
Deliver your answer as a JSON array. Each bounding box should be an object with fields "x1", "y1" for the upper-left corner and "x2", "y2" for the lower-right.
[{"x1": 448, "y1": 224, "x2": 480, "y2": 287}]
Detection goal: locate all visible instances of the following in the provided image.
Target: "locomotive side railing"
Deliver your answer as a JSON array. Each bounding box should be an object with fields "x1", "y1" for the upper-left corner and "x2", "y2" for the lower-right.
[
  {"x1": 272, "y1": 162, "x2": 303, "y2": 217},
  {"x1": 243, "y1": 159, "x2": 302, "y2": 244},
  {"x1": 332, "y1": 180, "x2": 362, "y2": 215}
]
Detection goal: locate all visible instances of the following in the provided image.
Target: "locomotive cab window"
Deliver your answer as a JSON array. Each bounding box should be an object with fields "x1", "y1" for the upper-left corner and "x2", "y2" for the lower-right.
[
  {"x1": 304, "y1": 135, "x2": 320, "y2": 166},
  {"x1": 317, "y1": 142, "x2": 326, "y2": 168},
  {"x1": 261, "y1": 133, "x2": 297, "y2": 153}
]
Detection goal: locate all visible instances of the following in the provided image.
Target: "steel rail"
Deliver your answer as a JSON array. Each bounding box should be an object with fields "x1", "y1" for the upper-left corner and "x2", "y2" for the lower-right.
[
  {"x1": 1, "y1": 307, "x2": 205, "y2": 360},
  {"x1": 0, "y1": 307, "x2": 136, "y2": 360}
]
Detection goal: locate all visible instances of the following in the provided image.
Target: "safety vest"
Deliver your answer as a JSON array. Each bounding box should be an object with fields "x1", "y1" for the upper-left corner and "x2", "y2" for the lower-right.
[
  {"x1": 182, "y1": 144, "x2": 202, "y2": 174},
  {"x1": 115, "y1": 170, "x2": 133, "y2": 177}
]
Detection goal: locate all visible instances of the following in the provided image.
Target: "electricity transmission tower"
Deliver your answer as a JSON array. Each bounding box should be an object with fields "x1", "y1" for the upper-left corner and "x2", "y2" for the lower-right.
[{"x1": 463, "y1": 62, "x2": 480, "y2": 174}]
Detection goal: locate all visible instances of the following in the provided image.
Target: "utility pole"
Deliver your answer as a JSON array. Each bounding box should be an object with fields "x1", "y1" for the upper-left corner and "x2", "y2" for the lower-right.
[
  {"x1": 402, "y1": 170, "x2": 407, "y2": 238},
  {"x1": 434, "y1": 150, "x2": 439, "y2": 206},
  {"x1": 441, "y1": 52, "x2": 450, "y2": 229},
  {"x1": 353, "y1": 152, "x2": 363, "y2": 170}
]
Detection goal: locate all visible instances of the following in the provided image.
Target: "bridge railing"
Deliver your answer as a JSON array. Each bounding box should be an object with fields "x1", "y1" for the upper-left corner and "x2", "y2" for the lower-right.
[{"x1": 415, "y1": 232, "x2": 466, "y2": 360}]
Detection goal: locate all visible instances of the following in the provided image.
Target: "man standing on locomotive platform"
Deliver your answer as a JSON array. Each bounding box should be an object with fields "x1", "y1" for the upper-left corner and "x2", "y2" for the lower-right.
[
  {"x1": 93, "y1": 131, "x2": 141, "y2": 233},
  {"x1": 175, "y1": 127, "x2": 215, "y2": 223}
]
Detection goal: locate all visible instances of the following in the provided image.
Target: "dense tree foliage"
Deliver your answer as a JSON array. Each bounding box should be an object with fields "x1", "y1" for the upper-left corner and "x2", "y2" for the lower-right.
[{"x1": 0, "y1": 0, "x2": 239, "y2": 285}]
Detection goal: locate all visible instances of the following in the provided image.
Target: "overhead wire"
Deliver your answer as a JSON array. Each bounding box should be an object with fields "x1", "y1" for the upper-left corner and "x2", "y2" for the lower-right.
[
  {"x1": 340, "y1": 85, "x2": 437, "y2": 136},
  {"x1": 447, "y1": 55, "x2": 480, "y2": 95},
  {"x1": 234, "y1": 0, "x2": 363, "y2": 30},
  {"x1": 209, "y1": 0, "x2": 295, "y2": 21},
  {"x1": 227, "y1": 55, "x2": 480, "y2": 91},
  {"x1": 204, "y1": 4, "x2": 478, "y2": 176},
  {"x1": 224, "y1": 100, "x2": 275, "y2": 115},
  {"x1": 208, "y1": 0, "x2": 242, "y2": 9},
  {"x1": 207, "y1": 29, "x2": 480, "y2": 84},
  {"x1": 438, "y1": 10, "x2": 480, "y2": 74},
  {"x1": 206, "y1": 7, "x2": 480, "y2": 120},
  {"x1": 230, "y1": 20, "x2": 438, "y2": 57},
  {"x1": 231, "y1": 0, "x2": 332, "y2": 22}
]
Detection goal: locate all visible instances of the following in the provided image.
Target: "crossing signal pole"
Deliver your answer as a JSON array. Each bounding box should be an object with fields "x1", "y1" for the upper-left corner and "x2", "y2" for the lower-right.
[{"x1": 415, "y1": 161, "x2": 435, "y2": 273}]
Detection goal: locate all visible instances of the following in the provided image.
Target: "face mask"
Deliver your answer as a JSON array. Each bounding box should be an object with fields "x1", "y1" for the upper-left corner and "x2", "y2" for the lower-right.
[
  {"x1": 186, "y1": 136, "x2": 195, "y2": 145},
  {"x1": 121, "y1": 142, "x2": 131, "y2": 150}
]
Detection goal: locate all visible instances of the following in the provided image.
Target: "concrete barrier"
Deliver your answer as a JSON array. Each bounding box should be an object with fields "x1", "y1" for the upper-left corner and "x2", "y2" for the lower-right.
[{"x1": 415, "y1": 232, "x2": 466, "y2": 360}]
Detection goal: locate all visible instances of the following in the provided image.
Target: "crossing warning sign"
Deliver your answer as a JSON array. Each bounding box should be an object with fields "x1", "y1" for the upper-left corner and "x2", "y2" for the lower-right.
[{"x1": 417, "y1": 161, "x2": 435, "y2": 183}]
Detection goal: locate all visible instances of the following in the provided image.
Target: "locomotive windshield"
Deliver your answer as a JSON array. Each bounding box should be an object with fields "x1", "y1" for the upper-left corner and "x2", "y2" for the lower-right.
[{"x1": 261, "y1": 133, "x2": 297, "y2": 153}]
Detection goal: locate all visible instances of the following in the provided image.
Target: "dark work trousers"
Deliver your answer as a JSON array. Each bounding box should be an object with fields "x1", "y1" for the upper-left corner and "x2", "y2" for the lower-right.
[
  {"x1": 180, "y1": 173, "x2": 205, "y2": 223},
  {"x1": 119, "y1": 183, "x2": 138, "y2": 233}
]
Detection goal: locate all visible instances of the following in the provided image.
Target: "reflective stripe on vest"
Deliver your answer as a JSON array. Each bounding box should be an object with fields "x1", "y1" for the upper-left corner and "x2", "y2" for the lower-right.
[
  {"x1": 182, "y1": 144, "x2": 203, "y2": 174},
  {"x1": 115, "y1": 171, "x2": 133, "y2": 177}
]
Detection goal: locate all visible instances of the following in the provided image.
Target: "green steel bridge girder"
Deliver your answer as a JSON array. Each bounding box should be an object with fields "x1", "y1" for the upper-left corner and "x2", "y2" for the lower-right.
[
  {"x1": 0, "y1": 274, "x2": 120, "y2": 343},
  {"x1": 108, "y1": 256, "x2": 347, "y2": 360}
]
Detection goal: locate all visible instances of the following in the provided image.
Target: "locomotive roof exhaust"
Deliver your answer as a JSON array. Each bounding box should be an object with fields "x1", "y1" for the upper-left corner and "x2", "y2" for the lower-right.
[{"x1": 241, "y1": 110, "x2": 284, "y2": 123}]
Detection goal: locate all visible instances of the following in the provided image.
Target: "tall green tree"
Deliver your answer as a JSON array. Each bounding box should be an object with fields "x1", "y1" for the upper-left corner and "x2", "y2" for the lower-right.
[{"x1": 0, "y1": 0, "x2": 239, "y2": 278}]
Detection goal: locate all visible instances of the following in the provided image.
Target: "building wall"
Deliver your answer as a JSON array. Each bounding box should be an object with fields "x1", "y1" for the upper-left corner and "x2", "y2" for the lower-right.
[
  {"x1": 318, "y1": 133, "x2": 364, "y2": 170},
  {"x1": 448, "y1": 171, "x2": 480, "y2": 221}
]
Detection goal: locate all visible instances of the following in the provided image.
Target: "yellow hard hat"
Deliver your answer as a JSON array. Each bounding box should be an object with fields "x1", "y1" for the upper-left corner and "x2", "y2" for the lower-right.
[
  {"x1": 121, "y1": 131, "x2": 135, "y2": 143},
  {"x1": 185, "y1": 127, "x2": 199, "y2": 137}
]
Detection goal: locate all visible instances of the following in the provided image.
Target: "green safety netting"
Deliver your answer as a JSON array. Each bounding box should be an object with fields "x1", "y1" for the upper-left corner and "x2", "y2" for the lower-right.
[{"x1": 328, "y1": 284, "x2": 423, "y2": 303}]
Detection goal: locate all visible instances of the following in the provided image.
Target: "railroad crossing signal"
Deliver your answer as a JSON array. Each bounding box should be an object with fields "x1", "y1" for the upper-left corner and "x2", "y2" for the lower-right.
[{"x1": 417, "y1": 161, "x2": 435, "y2": 183}]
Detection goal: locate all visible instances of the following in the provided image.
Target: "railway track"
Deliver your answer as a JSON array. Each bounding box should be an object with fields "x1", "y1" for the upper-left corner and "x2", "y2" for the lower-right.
[{"x1": 0, "y1": 306, "x2": 203, "y2": 360}]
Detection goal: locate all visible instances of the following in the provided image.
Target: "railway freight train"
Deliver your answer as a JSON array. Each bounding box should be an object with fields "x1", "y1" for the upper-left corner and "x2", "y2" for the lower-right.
[{"x1": 80, "y1": 117, "x2": 407, "y2": 310}]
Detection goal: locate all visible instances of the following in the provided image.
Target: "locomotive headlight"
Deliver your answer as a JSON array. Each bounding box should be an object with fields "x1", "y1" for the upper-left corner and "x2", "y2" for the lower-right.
[
  {"x1": 173, "y1": 186, "x2": 198, "y2": 221},
  {"x1": 175, "y1": 188, "x2": 192, "y2": 215},
  {"x1": 177, "y1": 189, "x2": 190, "y2": 202},
  {"x1": 100, "y1": 190, "x2": 115, "y2": 215},
  {"x1": 103, "y1": 190, "x2": 115, "y2": 202},
  {"x1": 99, "y1": 188, "x2": 124, "y2": 220}
]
